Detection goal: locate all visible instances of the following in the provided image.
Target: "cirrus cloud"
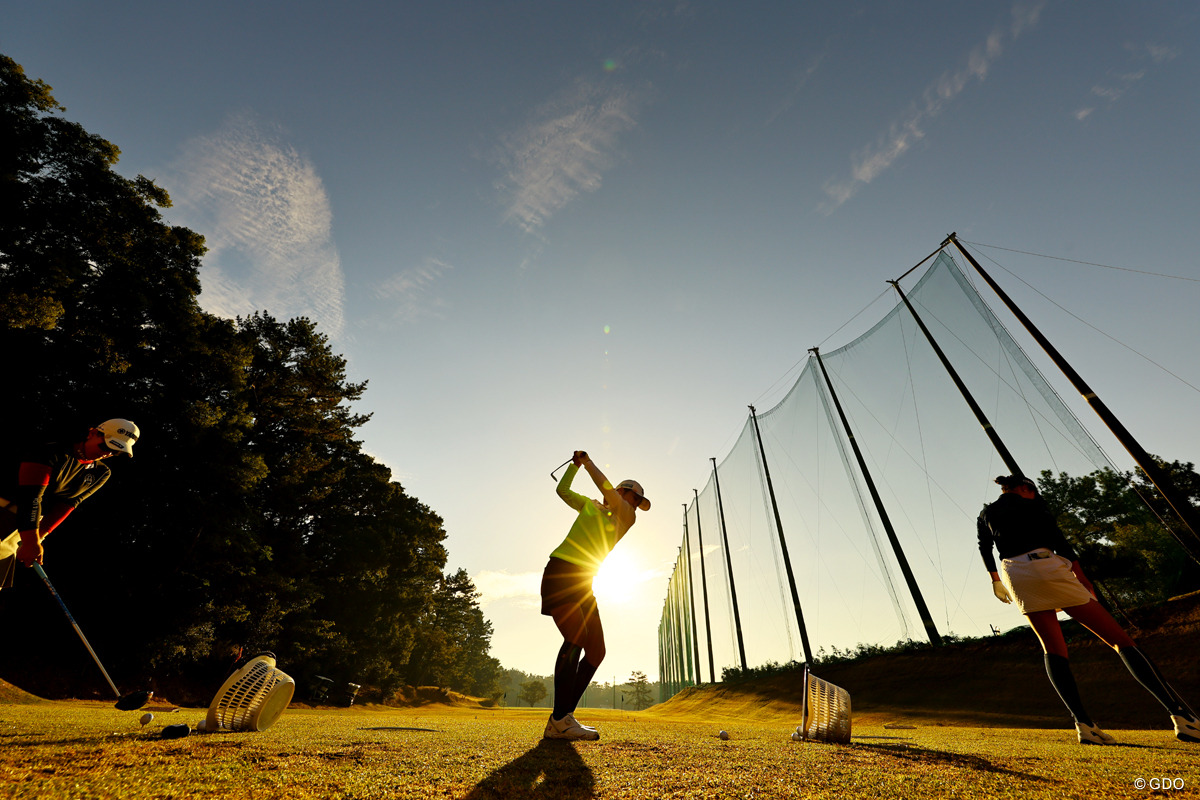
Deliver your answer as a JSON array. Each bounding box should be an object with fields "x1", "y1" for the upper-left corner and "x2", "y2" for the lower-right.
[
  {"x1": 821, "y1": 1, "x2": 1045, "y2": 213},
  {"x1": 165, "y1": 113, "x2": 346, "y2": 338},
  {"x1": 496, "y1": 78, "x2": 645, "y2": 235}
]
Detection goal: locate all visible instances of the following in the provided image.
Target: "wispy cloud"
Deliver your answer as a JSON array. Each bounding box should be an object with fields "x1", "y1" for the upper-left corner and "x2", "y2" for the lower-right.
[
  {"x1": 166, "y1": 113, "x2": 345, "y2": 337},
  {"x1": 764, "y1": 53, "x2": 824, "y2": 128},
  {"x1": 375, "y1": 257, "x2": 453, "y2": 323},
  {"x1": 474, "y1": 570, "x2": 542, "y2": 609},
  {"x1": 1074, "y1": 43, "x2": 1179, "y2": 121},
  {"x1": 820, "y1": 1, "x2": 1045, "y2": 213},
  {"x1": 497, "y1": 78, "x2": 644, "y2": 234}
]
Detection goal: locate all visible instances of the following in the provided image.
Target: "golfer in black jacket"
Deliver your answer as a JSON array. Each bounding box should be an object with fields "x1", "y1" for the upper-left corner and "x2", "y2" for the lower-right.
[{"x1": 979, "y1": 474, "x2": 1199, "y2": 745}]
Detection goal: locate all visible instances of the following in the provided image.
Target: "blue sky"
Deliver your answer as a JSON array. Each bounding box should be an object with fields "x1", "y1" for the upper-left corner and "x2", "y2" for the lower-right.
[{"x1": 6, "y1": 1, "x2": 1199, "y2": 685}]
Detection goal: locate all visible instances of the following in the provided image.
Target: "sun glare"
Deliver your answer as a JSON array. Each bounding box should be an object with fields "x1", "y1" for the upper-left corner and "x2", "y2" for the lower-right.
[{"x1": 591, "y1": 548, "x2": 642, "y2": 606}]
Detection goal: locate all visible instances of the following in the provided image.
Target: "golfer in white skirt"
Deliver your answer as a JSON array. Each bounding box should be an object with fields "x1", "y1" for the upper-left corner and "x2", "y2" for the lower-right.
[{"x1": 978, "y1": 474, "x2": 1200, "y2": 745}]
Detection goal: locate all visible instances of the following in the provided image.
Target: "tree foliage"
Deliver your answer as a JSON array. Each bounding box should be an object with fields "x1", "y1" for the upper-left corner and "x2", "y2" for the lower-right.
[
  {"x1": 0, "y1": 53, "x2": 497, "y2": 702},
  {"x1": 518, "y1": 679, "x2": 548, "y2": 708},
  {"x1": 1037, "y1": 459, "x2": 1200, "y2": 609},
  {"x1": 625, "y1": 670, "x2": 653, "y2": 711},
  {"x1": 402, "y1": 569, "x2": 502, "y2": 697}
]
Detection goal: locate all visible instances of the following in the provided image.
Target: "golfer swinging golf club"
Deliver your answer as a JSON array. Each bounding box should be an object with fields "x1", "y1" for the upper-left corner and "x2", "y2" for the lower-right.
[
  {"x1": 0, "y1": 419, "x2": 140, "y2": 588},
  {"x1": 979, "y1": 474, "x2": 1200, "y2": 745},
  {"x1": 541, "y1": 450, "x2": 649, "y2": 741}
]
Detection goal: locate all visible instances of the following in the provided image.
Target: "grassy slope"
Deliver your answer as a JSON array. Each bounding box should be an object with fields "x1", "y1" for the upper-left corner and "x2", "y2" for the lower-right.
[{"x1": 0, "y1": 680, "x2": 41, "y2": 706}]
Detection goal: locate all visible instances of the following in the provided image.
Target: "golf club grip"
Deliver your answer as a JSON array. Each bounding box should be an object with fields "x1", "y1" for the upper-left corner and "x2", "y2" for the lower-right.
[{"x1": 32, "y1": 564, "x2": 122, "y2": 698}]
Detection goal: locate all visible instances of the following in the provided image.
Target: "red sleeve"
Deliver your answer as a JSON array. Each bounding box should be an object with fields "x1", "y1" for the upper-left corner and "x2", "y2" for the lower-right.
[
  {"x1": 16, "y1": 461, "x2": 53, "y2": 533},
  {"x1": 18, "y1": 462, "x2": 51, "y2": 487},
  {"x1": 40, "y1": 502, "x2": 75, "y2": 536}
]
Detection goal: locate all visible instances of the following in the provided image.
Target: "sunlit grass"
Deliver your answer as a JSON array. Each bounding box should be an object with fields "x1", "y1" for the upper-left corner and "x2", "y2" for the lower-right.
[{"x1": 0, "y1": 701, "x2": 1195, "y2": 799}]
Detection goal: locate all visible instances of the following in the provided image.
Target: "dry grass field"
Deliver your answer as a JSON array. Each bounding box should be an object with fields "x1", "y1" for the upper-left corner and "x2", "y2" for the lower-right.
[
  {"x1": 3, "y1": 593, "x2": 1199, "y2": 798},
  {"x1": 1, "y1": 696, "x2": 1198, "y2": 799}
]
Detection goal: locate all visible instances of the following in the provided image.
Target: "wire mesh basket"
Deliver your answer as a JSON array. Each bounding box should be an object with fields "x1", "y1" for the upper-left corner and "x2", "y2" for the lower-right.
[
  {"x1": 797, "y1": 665, "x2": 852, "y2": 743},
  {"x1": 204, "y1": 652, "x2": 295, "y2": 732}
]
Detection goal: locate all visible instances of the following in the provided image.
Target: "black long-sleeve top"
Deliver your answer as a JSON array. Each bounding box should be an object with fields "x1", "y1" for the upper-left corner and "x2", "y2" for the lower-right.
[
  {"x1": 976, "y1": 492, "x2": 1079, "y2": 573},
  {"x1": 3, "y1": 442, "x2": 110, "y2": 534}
]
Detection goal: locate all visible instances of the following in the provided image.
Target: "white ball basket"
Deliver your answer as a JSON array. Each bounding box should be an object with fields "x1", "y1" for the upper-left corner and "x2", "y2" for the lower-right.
[
  {"x1": 203, "y1": 653, "x2": 295, "y2": 732},
  {"x1": 796, "y1": 664, "x2": 852, "y2": 744}
]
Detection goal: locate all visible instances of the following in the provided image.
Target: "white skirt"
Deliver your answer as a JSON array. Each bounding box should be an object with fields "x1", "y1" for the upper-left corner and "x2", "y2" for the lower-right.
[{"x1": 1000, "y1": 548, "x2": 1094, "y2": 614}]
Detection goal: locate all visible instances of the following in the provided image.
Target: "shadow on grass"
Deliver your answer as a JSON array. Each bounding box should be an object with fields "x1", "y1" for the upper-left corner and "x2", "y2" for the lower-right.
[
  {"x1": 461, "y1": 739, "x2": 594, "y2": 800},
  {"x1": 853, "y1": 742, "x2": 1055, "y2": 784}
]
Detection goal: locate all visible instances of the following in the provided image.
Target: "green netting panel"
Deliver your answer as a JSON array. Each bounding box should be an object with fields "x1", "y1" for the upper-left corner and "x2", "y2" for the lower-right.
[
  {"x1": 661, "y1": 538, "x2": 697, "y2": 691},
  {"x1": 662, "y1": 249, "x2": 1116, "y2": 679},
  {"x1": 710, "y1": 416, "x2": 798, "y2": 670},
  {"x1": 752, "y1": 361, "x2": 921, "y2": 656},
  {"x1": 688, "y1": 470, "x2": 744, "y2": 678},
  {"x1": 806, "y1": 251, "x2": 1112, "y2": 643}
]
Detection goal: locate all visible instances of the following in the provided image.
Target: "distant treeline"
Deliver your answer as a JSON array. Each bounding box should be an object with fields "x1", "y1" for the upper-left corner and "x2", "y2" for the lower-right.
[
  {"x1": 496, "y1": 668, "x2": 658, "y2": 711},
  {"x1": 0, "y1": 54, "x2": 501, "y2": 703}
]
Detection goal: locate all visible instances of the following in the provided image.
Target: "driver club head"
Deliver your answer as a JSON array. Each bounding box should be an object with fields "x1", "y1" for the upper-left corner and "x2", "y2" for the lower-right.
[{"x1": 115, "y1": 690, "x2": 154, "y2": 711}]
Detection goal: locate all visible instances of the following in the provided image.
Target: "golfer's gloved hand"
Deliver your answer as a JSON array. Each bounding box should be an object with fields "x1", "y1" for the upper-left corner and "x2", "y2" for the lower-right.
[
  {"x1": 573, "y1": 450, "x2": 588, "y2": 466},
  {"x1": 992, "y1": 579, "x2": 1012, "y2": 604},
  {"x1": 16, "y1": 537, "x2": 43, "y2": 567}
]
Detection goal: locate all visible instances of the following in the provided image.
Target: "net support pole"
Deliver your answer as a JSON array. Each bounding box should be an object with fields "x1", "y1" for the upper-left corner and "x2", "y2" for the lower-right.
[
  {"x1": 888, "y1": 279, "x2": 1024, "y2": 477},
  {"x1": 947, "y1": 233, "x2": 1200, "y2": 559},
  {"x1": 666, "y1": 597, "x2": 676, "y2": 698},
  {"x1": 682, "y1": 520, "x2": 702, "y2": 684},
  {"x1": 711, "y1": 457, "x2": 749, "y2": 671},
  {"x1": 810, "y1": 348, "x2": 943, "y2": 647},
  {"x1": 662, "y1": 585, "x2": 672, "y2": 698},
  {"x1": 748, "y1": 404, "x2": 815, "y2": 664},
  {"x1": 668, "y1": 573, "x2": 681, "y2": 694},
  {"x1": 812, "y1": 360, "x2": 912, "y2": 640},
  {"x1": 657, "y1": 617, "x2": 665, "y2": 702},
  {"x1": 693, "y1": 489, "x2": 717, "y2": 683},
  {"x1": 671, "y1": 555, "x2": 688, "y2": 689}
]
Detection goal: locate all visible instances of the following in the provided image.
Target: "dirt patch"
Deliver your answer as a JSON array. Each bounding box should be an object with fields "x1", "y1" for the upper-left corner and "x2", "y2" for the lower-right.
[{"x1": 653, "y1": 592, "x2": 1200, "y2": 729}]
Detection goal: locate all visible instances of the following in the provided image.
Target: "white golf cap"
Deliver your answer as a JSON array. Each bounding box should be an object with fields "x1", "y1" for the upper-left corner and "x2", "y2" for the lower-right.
[
  {"x1": 616, "y1": 480, "x2": 650, "y2": 511},
  {"x1": 97, "y1": 418, "x2": 140, "y2": 457}
]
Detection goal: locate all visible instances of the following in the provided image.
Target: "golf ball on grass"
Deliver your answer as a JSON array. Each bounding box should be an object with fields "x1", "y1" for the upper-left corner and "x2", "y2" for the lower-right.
[
  {"x1": 140, "y1": 712, "x2": 153, "y2": 727},
  {"x1": 718, "y1": 730, "x2": 729, "y2": 740}
]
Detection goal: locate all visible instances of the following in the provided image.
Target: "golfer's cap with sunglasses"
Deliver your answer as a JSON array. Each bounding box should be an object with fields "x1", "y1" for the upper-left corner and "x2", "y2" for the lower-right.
[
  {"x1": 616, "y1": 480, "x2": 651, "y2": 511},
  {"x1": 97, "y1": 418, "x2": 140, "y2": 457},
  {"x1": 996, "y1": 474, "x2": 1036, "y2": 492}
]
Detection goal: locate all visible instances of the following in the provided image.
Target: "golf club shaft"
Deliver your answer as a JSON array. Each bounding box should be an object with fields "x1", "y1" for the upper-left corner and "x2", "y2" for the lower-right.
[
  {"x1": 550, "y1": 458, "x2": 573, "y2": 481},
  {"x1": 32, "y1": 563, "x2": 122, "y2": 699}
]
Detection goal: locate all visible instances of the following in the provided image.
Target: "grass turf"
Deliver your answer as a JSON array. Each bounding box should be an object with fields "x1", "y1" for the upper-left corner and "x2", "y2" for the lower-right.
[{"x1": 1, "y1": 702, "x2": 1196, "y2": 799}]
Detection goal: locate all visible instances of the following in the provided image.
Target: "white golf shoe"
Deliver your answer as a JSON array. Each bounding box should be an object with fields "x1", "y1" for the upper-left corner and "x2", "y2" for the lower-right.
[
  {"x1": 561, "y1": 713, "x2": 597, "y2": 732},
  {"x1": 1172, "y1": 715, "x2": 1200, "y2": 743},
  {"x1": 544, "y1": 713, "x2": 600, "y2": 741},
  {"x1": 1076, "y1": 722, "x2": 1115, "y2": 745}
]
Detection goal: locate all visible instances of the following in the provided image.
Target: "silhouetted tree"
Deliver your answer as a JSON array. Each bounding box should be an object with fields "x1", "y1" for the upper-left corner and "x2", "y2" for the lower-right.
[
  {"x1": 519, "y1": 678, "x2": 548, "y2": 708},
  {"x1": 403, "y1": 569, "x2": 502, "y2": 696},
  {"x1": 626, "y1": 670, "x2": 654, "y2": 710},
  {"x1": 0, "y1": 53, "x2": 499, "y2": 702}
]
